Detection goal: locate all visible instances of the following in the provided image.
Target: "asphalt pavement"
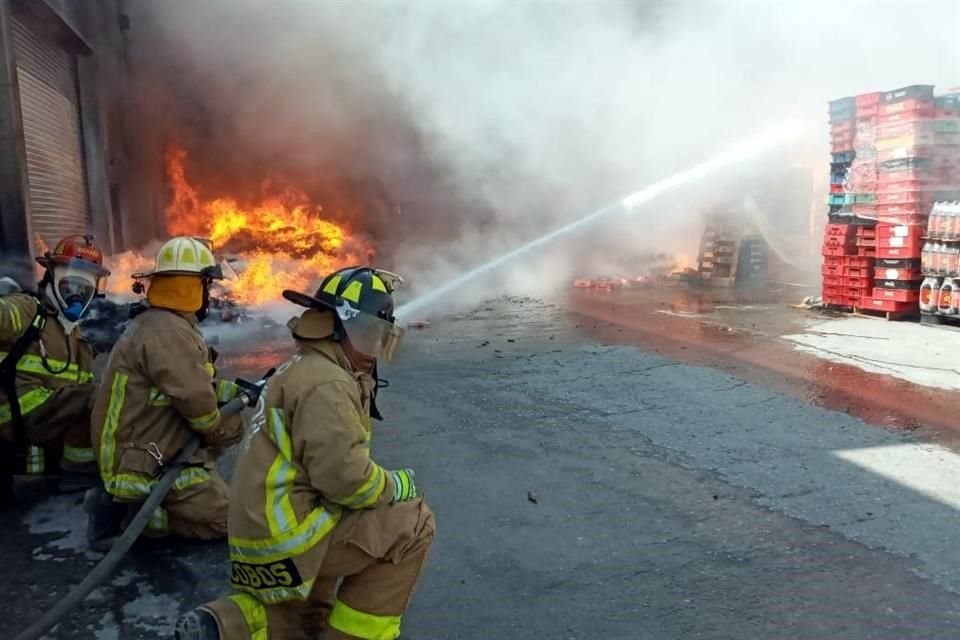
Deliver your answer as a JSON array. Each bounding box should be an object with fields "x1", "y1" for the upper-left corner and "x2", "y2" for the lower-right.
[{"x1": 4, "y1": 296, "x2": 960, "y2": 639}]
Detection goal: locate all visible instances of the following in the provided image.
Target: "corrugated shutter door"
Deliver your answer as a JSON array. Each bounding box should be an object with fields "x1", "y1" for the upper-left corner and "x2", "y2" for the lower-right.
[{"x1": 11, "y1": 14, "x2": 90, "y2": 247}]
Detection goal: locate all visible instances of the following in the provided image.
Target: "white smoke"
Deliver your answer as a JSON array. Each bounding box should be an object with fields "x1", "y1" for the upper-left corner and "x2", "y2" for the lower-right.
[{"x1": 130, "y1": 0, "x2": 960, "y2": 314}]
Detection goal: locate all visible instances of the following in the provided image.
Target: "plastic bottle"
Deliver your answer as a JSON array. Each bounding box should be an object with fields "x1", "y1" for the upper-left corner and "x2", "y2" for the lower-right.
[
  {"x1": 938, "y1": 279, "x2": 959, "y2": 315},
  {"x1": 922, "y1": 241, "x2": 934, "y2": 274},
  {"x1": 920, "y1": 276, "x2": 942, "y2": 313},
  {"x1": 929, "y1": 204, "x2": 942, "y2": 238},
  {"x1": 950, "y1": 245, "x2": 960, "y2": 277}
]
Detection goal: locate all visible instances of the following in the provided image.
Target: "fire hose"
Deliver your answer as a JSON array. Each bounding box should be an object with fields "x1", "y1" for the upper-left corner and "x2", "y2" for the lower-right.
[{"x1": 12, "y1": 368, "x2": 275, "y2": 640}]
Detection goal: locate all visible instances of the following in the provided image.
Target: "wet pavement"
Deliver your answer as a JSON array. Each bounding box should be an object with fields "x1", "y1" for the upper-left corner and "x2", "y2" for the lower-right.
[{"x1": 4, "y1": 293, "x2": 960, "y2": 639}]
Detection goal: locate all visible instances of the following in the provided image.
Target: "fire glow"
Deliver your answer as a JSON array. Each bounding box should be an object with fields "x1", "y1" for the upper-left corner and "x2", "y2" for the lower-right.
[{"x1": 106, "y1": 145, "x2": 370, "y2": 305}]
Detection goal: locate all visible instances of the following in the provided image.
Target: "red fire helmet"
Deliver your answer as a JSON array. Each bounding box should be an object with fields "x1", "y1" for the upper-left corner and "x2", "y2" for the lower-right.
[{"x1": 36, "y1": 235, "x2": 110, "y2": 277}]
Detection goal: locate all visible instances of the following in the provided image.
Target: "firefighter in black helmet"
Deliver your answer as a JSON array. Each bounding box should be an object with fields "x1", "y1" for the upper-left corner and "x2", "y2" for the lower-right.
[{"x1": 177, "y1": 266, "x2": 434, "y2": 640}]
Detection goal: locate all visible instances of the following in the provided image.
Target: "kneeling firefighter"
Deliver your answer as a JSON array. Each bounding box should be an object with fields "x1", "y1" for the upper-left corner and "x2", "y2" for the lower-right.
[
  {"x1": 0, "y1": 236, "x2": 109, "y2": 503},
  {"x1": 87, "y1": 236, "x2": 245, "y2": 547},
  {"x1": 176, "y1": 266, "x2": 435, "y2": 640}
]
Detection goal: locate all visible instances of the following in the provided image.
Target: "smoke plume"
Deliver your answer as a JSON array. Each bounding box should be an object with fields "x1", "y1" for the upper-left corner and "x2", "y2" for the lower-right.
[{"x1": 128, "y1": 0, "x2": 960, "y2": 313}]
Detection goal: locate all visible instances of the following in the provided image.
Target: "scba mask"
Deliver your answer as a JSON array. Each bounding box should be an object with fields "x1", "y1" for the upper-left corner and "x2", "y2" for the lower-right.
[{"x1": 50, "y1": 259, "x2": 106, "y2": 322}]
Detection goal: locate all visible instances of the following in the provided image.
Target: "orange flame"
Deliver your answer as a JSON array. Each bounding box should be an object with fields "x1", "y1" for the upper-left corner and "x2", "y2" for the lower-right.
[{"x1": 106, "y1": 145, "x2": 370, "y2": 305}]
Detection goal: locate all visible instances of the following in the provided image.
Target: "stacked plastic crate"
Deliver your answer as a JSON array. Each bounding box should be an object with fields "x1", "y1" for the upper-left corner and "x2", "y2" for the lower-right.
[
  {"x1": 822, "y1": 94, "x2": 877, "y2": 307},
  {"x1": 859, "y1": 85, "x2": 937, "y2": 314}
]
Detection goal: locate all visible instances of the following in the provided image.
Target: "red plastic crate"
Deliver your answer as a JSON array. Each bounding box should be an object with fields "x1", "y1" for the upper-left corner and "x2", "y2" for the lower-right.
[
  {"x1": 857, "y1": 246, "x2": 877, "y2": 257},
  {"x1": 874, "y1": 267, "x2": 923, "y2": 281},
  {"x1": 831, "y1": 121, "x2": 854, "y2": 135},
  {"x1": 856, "y1": 226, "x2": 877, "y2": 238},
  {"x1": 857, "y1": 92, "x2": 883, "y2": 108},
  {"x1": 822, "y1": 246, "x2": 849, "y2": 257},
  {"x1": 852, "y1": 204, "x2": 878, "y2": 215},
  {"x1": 829, "y1": 183, "x2": 845, "y2": 194},
  {"x1": 877, "y1": 245, "x2": 922, "y2": 259},
  {"x1": 877, "y1": 168, "x2": 934, "y2": 185},
  {"x1": 822, "y1": 264, "x2": 843, "y2": 277},
  {"x1": 876, "y1": 191, "x2": 929, "y2": 205},
  {"x1": 823, "y1": 235, "x2": 858, "y2": 248},
  {"x1": 875, "y1": 203, "x2": 932, "y2": 218},
  {"x1": 844, "y1": 276, "x2": 872, "y2": 288},
  {"x1": 825, "y1": 223, "x2": 856, "y2": 236},
  {"x1": 822, "y1": 275, "x2": 844, "y2": 287},
  {"x1": 856, "y1": 237, "x2": 876, "y2": 248},
  {"x1": 876, "y1": 146, "x2": 935, "y2": 163},
  {"x1": 860, "y1": 296, "x2": 915, "y2": 312},
  {"x1": 822, "y1": 286, "x2": 844, "y2": 299},
  {"x1": 843, "y1": 256, "x2": 874, "y2": 268},
  {"x1": 878, "y1": 235, "x2": 923, "y2": 252},
  {"x1": 843, "y1": 266, "x2": 870, "y2": 277},
  {"x1": 880, "y1": 99, "x2": 935, "y2": 116},
  {"x1": 877, "y1": 223, "x2": 924, "y2": 239},
  {"x1": 830, "y1": 141, "x2": 854, "y2": 153}
]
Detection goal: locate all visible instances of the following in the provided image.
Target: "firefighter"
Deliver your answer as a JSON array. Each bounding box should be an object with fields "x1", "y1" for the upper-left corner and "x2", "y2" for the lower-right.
[
  {"x1": 87, "y1": 236, "x2": 245, "y2": 547},
  {"x1": 0, "y1": 236, "x2": 109, "y2": 504},
  {"x1": 175, "y1": 267, "x2": 435, "y2": 640}
]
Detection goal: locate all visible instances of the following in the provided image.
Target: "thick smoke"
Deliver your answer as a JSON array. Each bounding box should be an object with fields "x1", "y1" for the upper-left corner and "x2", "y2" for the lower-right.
[{"x1": 129, "y1": 0, "x2": 960, "y2": 314}]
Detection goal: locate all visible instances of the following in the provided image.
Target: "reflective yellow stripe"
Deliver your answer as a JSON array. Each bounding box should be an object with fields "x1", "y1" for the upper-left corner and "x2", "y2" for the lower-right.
[
  {"x1": 98, "y1": 373, "x2": 128, "y2": 490},
  {"x1": 63, "y1": 446, "x2": 95, "y2": 464},
  {"x1": 173, "y1": 467, "x2": 211, "y2": 491},
  {"x1": 108, "y1": 467, "x2": 210, "y2": 500},
  {"x1": 0, "y1": 386, "x2": 54, "y2": 424},
  {"x1": 0, "y1": 352, "x2": 93, "y2": 383},
  {"x1": 108, "y1": 472, "x2": 154, "y2": 498},
  {"x1": 265, "y1": 408, "x2": 297, "y2": 536},
  {"x1": 322, "y1": 275, "x2": 342, "y2": 295},
  {"x1": 148, "y1": 387, "x2": 172, "y2": 406},
  {"x1": 229, "y1": 505, "x2": 340, "y2": 565},
  {"x1": 227, "y1": 594, "x2": 268, "y2": 640},
  {"x1": 203, "y1": 362, "x2": 215, "y2": 377},
  {"x1": 329, "y1": 599, "x2": 402, "y2": 640},
  {"x1": 370, "y1": 275, "x2": 387, "y2": 293},
  {"x1": 187, "y1": 408, "x2": 219, "y2": 432},
  {"x1": 339, "y1": 464, "x2": 386, "y2": 509},
  {"x1": 25, "y1": 445, "x2": 44, "y2": 474},
  {"x1": 3, "y1": 301, "x2": 22, "y2": 333},
  {"x1": 236, "y1": 578, "x2": 315, "y2": 605},
  {"x1": 146, "y1": 506, "x2": 168, "y2": 534},
  {"x1": 217, "y1": 380, "x2": 237, "y2": 403},
  {"x1": 341, "y1": 280, "x2": 363, "y2": 303}
]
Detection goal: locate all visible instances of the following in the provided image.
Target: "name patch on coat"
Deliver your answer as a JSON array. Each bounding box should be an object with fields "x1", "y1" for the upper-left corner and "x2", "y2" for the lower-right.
[{"x1": 230, "y1": 558, "x2": 303, "y2": 590}]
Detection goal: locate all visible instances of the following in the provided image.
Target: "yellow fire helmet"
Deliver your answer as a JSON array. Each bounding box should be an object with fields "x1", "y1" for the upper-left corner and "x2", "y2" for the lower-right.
[{"x1": 133, "y1": 236, "x2": 222, "y2": 279}]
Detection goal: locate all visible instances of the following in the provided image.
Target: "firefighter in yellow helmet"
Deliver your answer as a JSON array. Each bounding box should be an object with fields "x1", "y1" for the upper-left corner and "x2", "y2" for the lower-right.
[
  {"x1": 0, "y1": 236, "x2": 108, "y2": 504},
  {"x1": 176, "y1": 266, "x2": 435, "y2": 640},
  {"x1": 86, "y1": 236, "x2": 245, "y2": 548}
]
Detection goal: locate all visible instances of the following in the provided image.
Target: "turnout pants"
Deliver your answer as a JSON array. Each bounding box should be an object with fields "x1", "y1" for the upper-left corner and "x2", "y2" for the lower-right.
[
  {"x1": 0, "y1": 384, "x2": 96, "y2": 474},
  {"x1": 140, "y1": 469, "x2": 230, "y2": 540},
  {"x1": 205, "y1": 499, "x2": 435, "y2": 640}
]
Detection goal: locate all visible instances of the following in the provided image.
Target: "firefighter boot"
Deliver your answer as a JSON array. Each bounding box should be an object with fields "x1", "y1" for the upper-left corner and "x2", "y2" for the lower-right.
[
  {"x1": 174, "y1": 608, "x2": 220, "y2": 640},
  {"x1": 83, "y1": 485, "x2": 126, "y2": 552}
]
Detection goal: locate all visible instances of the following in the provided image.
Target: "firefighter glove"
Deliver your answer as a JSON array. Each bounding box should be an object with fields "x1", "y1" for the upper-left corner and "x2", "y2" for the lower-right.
[
  {"x1": 215, "y1": 379, "x2": 241, "y2": 406},
  {"x1": 390, "y1": 468, "x2": 418, "y2": 503}
]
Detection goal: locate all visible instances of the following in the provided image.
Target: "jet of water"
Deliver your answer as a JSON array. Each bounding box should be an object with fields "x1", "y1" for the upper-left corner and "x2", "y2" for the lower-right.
[{"x1": 396, "y1": 120, "x2": 804, "y2": 319}]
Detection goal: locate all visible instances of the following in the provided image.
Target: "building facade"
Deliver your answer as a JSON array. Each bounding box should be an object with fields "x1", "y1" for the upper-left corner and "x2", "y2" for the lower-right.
[{"x1": 0, "y1": 0, "x2": 160, "y2": 279}]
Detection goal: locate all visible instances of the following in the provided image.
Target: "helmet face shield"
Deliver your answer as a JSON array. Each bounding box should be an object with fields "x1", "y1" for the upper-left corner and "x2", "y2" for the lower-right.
[
  {"x1": 52, "y1": 259, "x2": 105, "y2": 321},
  {"x1": 338, "y1": 304, "x2": 405, "y2": 363}
]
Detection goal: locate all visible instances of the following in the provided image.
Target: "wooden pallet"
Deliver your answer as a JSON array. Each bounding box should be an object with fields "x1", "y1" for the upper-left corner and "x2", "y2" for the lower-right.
[{"x1": 852, "y1": 306, "x2": 919, "y2": 321}]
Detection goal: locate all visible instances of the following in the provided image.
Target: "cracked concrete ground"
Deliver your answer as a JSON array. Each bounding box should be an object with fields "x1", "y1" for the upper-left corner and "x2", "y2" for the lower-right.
[{"x1": 4, "y1": 297, "x2": 960, "y2": 639}]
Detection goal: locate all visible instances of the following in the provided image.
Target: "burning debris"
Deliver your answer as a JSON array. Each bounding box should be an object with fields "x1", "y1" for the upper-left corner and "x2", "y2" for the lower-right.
[{"x1": 106, "y1": 144, "x2": 372, "y2": 306}]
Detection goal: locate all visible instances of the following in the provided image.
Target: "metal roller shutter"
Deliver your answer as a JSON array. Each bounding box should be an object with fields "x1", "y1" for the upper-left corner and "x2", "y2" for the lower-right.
[{"x1": 11, "y1": 14, "x2": 90, "y2": 248}]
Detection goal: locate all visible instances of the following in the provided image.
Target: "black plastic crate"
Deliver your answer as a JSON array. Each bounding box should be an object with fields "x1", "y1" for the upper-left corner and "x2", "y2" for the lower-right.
[
  {"x1": 831, "y1": 151, "x2": 856, "y2": 164},
  {"x1": 935, "y1": 94, "x2": 960, "y2": 110},
  {"x1": 878, "y1": 157, "x2": 932, "y2": 172},
  {"x1": 876, "y1": 258, "x2": 922, "y2": 269},
  {"x1": 883, "y1": 85, "x2": 935, "y2": 104},
  {"x1": 875, "y1": 278, "x2": 924, "y2": 290},
  {"x1": 829, "y1": 108, "x2": 856, "y2": 124}
]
